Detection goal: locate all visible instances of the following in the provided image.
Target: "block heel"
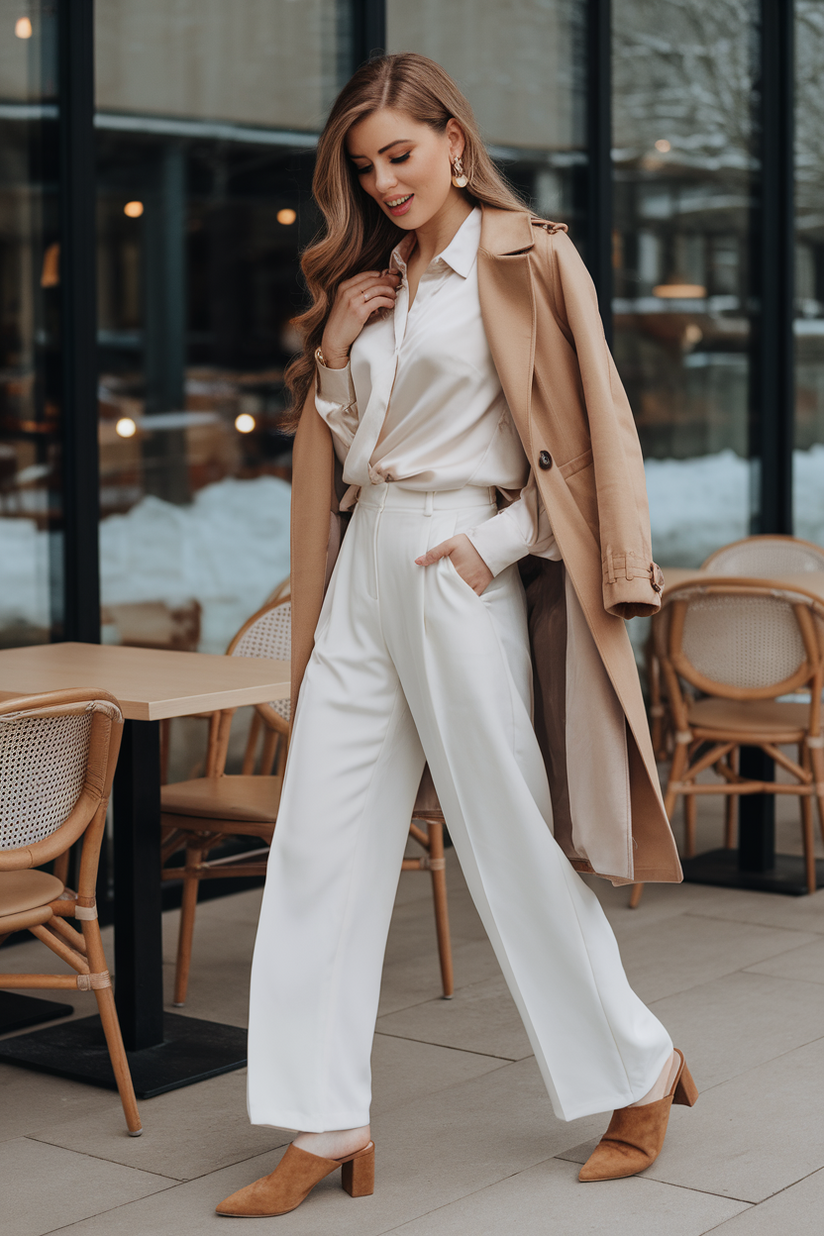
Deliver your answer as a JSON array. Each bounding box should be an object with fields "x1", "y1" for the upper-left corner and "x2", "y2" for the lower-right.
[
  {"x1": 674, "y1": 1061, "x2": 699, "y2": 1107},
  {"x1": 341, "y1": 1141, "x2": 375, "y2": 1197}
]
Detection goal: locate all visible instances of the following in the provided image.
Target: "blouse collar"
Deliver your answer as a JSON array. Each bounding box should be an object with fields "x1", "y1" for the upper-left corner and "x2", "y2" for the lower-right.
[{"x1": 389, "y1": 206, "x2": 481, "y2": 280}]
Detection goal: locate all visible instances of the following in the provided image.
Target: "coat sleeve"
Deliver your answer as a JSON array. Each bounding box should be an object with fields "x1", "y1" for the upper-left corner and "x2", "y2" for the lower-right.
[{"x1": 546, "y1": 230, "x2": 664, "y2": 619}]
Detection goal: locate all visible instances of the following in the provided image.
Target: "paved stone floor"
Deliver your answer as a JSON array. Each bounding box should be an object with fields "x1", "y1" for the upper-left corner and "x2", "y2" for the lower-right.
[{"x1": 3, "y1": 797, "x2": 824, "y2": 1235}]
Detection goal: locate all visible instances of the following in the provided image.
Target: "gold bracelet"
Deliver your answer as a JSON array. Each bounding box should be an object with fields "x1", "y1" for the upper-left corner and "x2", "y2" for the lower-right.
[{"x1": 315, "y1": 345, "x2": 327, "y2": 368}]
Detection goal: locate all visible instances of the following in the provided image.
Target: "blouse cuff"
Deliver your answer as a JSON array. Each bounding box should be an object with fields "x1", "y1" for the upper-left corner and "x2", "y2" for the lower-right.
[
  {"x1": 316, "y1": 357, "x2": 355, "y2": 406},
  {"x1": 466, "y1": 512, "x2": 531, "y2": 578}
]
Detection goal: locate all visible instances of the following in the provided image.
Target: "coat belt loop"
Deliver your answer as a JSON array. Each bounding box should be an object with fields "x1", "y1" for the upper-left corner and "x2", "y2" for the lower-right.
[{"x1": 606, "y1": 548, "x2": 615, "y2": 584}]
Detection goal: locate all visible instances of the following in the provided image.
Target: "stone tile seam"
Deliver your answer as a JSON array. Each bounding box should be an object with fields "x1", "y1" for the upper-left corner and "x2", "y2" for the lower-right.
[
  {"x1": 17, "y1": 1158, "x2": 178, "y2": 1236},
  {"x1": 373, "y1": 1029, "x2": 528, "y2": 1061},
  {"x1": 678, "y1": 910, "x2": 824, "y2": 937},
  {"x1": 741, "y1": 965, "x2": 824, "y2": 985},
  {"x1": 616, "y1": 1033, "x2": 824, "y2": 1102},
  {"x1": 22, "y1": 1132, "x2": 185, "y2": 1182},
  {"x1": 368, "y1": 1158, "x2": 753, "y2": 1234},
  {"x1": 560, "y1": 1163, "x2": 760, "y2": 1208},
  {"x1": 25, "y1": 1134, "x2": 298, "y2": 1187},
  {"x1": 377, "y1": 985, "x2": 492, "y2": 1016},
  {"x1": 699, "y1": 1165, "x2": 824, "y2": 1233}
]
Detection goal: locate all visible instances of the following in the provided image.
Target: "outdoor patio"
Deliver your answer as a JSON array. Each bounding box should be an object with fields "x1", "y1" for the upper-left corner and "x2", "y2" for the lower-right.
[{"x1": 3, "y1": 798, "x2": 824, "y2": 1236}]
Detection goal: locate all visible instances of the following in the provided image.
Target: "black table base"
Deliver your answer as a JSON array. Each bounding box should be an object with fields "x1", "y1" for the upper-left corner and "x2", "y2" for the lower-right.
[
  {"x1": 0, "y1": 993, "x2": 74, "y2": 1035},
  {"x1": 0, "y1": 1012, "x2": 247, "y2": 1098},
  {"x1": 682, "y1": 848, "x2": 824, "y2": 896}
]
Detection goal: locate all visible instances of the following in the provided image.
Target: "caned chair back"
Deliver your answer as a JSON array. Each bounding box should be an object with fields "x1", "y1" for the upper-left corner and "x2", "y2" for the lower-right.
[
  {"x1": 0, "y1": 690, "x2": 123, "y2": 873},
  {"x1": 227, "y1": 597, "x2": 292, "y2": 726},
  {"x1": 703, "y1": 535, "x2": 824, "y2": 577},
  {"x1": 664, "y1": 581, "x2": 824, "y2": 704}
]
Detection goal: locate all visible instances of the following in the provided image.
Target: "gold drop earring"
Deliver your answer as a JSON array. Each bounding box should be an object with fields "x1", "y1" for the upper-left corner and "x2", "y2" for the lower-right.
[{"x1": 451, "y1": 155, "x2": 468, "y2": 188}]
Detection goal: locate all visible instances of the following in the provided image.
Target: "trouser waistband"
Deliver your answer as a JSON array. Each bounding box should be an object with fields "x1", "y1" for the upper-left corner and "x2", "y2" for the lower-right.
[{"x1": 356, "y1": 483, "x2": 496, "y2": 512}]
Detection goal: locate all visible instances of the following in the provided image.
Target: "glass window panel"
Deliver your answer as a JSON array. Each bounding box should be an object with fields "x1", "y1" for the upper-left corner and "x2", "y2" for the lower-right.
[
  {"x1": 386, "y1": 1, "x2": 589, "y2": 239},
  {"x1": 0, "y1": 0, "x2": 61, "y2": 648},
  {"x1": 794, "y1": 0, "x2": 824, "y2": 546},
  {"x1": 95, "y1": 1, "x2": 349, "y2": 658},
  {"x1": 95, "y1": 0, "x2": 344, "y2": 131},
  {"x1": 612, "y1": 0, "x2": 759, "y2": 567}
]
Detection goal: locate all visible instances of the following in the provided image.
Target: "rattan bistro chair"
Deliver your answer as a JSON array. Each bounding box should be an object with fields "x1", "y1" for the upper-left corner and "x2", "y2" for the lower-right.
[
  {"x1": 0, "y1": 689, "x2": 142, "y2": 1136},
  {"x1": 703, "y1": 534, "x2": 824, "y2": 577},
  {"x1": 161, "y1": 595, "x2": 455, "y2": 1006},
  {"x1": 631, "y1": 579, "x2": 824, "y2": 908},
  {"x1": 648, "y1": 537, "x2": 824, "y2": 770}
]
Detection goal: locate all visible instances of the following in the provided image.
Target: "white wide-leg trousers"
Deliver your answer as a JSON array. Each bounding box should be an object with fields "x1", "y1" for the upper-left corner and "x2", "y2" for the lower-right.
[{"x1": 247, "y1": 483, "x2": 672, "y2": 1131}]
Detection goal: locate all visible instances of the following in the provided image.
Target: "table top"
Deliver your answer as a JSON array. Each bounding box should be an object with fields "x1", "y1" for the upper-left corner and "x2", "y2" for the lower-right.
[
  {"x1": 661, "y1": 567, "x2": 824, "y2": 603},
  {"x1": 0, "y1": 642, "x2": 290, "y2": 721}
]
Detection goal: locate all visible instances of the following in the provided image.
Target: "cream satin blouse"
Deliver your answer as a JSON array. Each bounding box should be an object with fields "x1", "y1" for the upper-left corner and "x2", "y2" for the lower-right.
[{"x1": 315, "y1": 206, "x2": 560, "y2": 576}]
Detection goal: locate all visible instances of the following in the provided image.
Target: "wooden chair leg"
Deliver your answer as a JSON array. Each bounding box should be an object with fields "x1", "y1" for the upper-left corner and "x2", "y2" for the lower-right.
[
  {"x1": 809, "y1": 743, "x2": 824, "y2": 852},
  {"x1": 242, "y1": 712, "x2": 262, "y2": 775},
  {"x1": 663, "y1": 740, "x2": 688, "y2": 820},
  {"x1": 428, "y1": 819, "x2": 454, "y2": 999},
  {"x1": 275, "y1": 732, "x2": 288, "y2": 778},
  {"x1": 628, "y1": 881, "x2": 644, "y2": 909},
  {"x1": 801, "y1": 790, "x2": 817, "y2": 896},
  {"x1": 684, "y1": 792, "x2": 697, "y2": 859},
  {"x1": 260, "y1": 726, "x2": 279, "y2": 776},
  {"x1": 82, "y1": 921, "x2": 142, "y2": 1135},
  {"x1": 174, "y1": 846, "x2": 202, "y2": 1007}
]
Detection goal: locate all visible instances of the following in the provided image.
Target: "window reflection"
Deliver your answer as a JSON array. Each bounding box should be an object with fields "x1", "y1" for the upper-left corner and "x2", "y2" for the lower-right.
[
  {"x1": 794, "y1": 0, "x2": 824, "y2": 548},
  {"x1": 94, "y1": 1, "x2": 350, "y2": 654},
  {"x1": 612, "y1": 0, "x2": 758, "y2": 566},
  {"x1": 0, "y1": 0, "x2": 60, "y2": 648}
]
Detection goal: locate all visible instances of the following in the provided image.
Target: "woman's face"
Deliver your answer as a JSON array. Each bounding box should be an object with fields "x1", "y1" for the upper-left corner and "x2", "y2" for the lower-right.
[{"x1": 346, "y1": 108, "x2": 465, "y2": 230}]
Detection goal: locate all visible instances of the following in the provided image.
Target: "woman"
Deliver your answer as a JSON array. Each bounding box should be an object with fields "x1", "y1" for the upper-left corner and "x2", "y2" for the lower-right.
[{"x1": 217, "y1": 53, "x2": 696, "y2": 1220}]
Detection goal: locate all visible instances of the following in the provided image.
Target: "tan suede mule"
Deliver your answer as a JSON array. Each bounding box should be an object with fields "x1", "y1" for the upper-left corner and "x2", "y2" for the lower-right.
[
  {"x1": 215, "y1": 1140, "x2": 375, "y2": 1217},
  {"x1": 578, "y1": 1050, "x2": 697, "y2": 1182}
]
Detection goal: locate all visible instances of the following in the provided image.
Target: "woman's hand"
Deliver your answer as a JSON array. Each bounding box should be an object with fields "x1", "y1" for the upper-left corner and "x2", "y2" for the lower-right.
[
  {"x1": 415, "y1": 534, "x2": 494, "y2": 596},
  {"x1": 321, "y1": 269, "x2": 401, "y2": 367}
]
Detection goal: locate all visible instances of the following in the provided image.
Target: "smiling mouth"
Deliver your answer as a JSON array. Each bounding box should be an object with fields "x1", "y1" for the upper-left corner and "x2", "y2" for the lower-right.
[{"x1": 386, "y1": 194, "x2": 413, "y2": 209}]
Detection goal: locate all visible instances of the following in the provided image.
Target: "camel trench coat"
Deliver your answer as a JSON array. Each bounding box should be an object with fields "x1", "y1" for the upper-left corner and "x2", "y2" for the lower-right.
[{"x1": 288, "y1": 205, "x2": 682, "y2": 887}]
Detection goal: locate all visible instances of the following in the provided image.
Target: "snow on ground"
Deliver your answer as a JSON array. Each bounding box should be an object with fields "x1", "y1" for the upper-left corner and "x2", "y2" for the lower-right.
[{"x1": 2, "y1": 449, "x2": 824, "y2": 653}]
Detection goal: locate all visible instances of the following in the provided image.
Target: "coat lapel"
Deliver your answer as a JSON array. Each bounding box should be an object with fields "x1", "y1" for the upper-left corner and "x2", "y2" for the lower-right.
[{"x1": 478, "y1": 208, "x2": 537, "y2": 446}]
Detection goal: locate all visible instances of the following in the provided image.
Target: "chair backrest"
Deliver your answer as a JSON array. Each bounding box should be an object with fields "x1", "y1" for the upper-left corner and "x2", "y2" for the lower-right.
[
  {"x1": 703, "y1": 535, "x2": 824, "y2": 577},
  {"x1": 0, "y1": 689, "x2": 123, "y2": 871},
  {"x1": 227, "y1": 598, "x2": 292, "y2": 724},
  {"x1": 663, "y1": 580, "x2": 824, "y2": 703}
]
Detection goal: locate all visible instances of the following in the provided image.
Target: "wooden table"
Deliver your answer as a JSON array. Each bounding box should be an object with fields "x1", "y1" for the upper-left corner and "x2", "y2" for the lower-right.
[
  {"x1": 0, "y1": 642, "x2": 289, "y2": 1096},
  {"x1": 657, "y1": 567, "x2": 824, "y2": 896}
]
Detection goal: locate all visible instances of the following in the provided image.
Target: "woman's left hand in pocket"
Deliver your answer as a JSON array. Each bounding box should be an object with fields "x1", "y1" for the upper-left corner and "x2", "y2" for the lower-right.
[{"x1": 415, "y1": 534, "x2": 494, "y2": 596}]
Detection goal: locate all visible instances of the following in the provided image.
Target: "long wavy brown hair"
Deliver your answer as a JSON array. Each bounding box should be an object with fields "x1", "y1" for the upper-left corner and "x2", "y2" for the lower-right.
[{"x1": 281, "y1": 52, "x2": 527, "y2": 432}]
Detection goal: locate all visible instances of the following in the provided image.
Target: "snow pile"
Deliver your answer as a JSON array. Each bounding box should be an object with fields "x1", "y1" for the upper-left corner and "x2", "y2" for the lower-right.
[
  {"x1": 645, "y1": 445, "x2": 824, "y2": 566},
  {"x1": 792, "y1": 444, "x2": 824, "y2": 547},
  {"x1": 99, "y1": 475, "x2": 291, "y2": 652},
  {"x1": 645, "y1": 449, "x2": 749, "y2": 567},
  {"x1": 0, "y1": 517, "x2": 52, "y2": 631},
  {"x1": 0, "y1": 474, "x2": 291, "y2": 653}
]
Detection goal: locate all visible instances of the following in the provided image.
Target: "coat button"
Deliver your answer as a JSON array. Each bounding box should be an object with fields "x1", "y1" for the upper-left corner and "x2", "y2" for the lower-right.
[{"x1": 538, "y1": 450, "x2": 552, "y2": 470}]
